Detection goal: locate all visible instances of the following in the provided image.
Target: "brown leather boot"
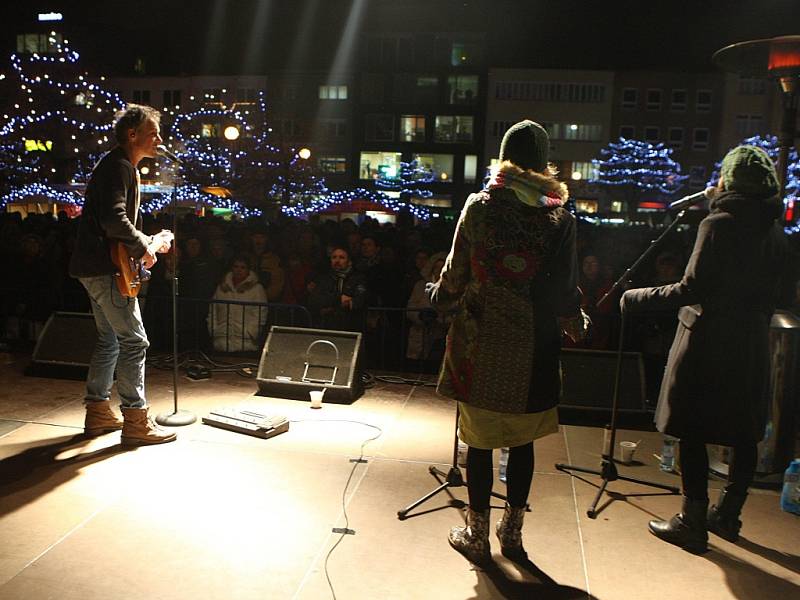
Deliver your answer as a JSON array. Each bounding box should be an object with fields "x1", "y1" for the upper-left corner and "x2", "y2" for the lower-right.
[
  {"x1": 84, "y1": 400, "x2": 123, "y2": 437},
  {"x1": 121, "y1": 407, "x2": 177, "y2": 446}
]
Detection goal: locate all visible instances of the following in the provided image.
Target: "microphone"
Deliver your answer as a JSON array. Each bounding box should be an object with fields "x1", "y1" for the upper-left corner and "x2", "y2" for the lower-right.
[
  {"x1": 157, "y1": 144, "x2": 182, "y2": 165},
  {"x1": 668, "y1": 187, "x2": 716, "y2": 210}
]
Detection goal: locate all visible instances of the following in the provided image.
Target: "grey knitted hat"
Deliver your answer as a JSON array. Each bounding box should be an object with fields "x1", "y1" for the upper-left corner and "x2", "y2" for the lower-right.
[
  {"x1": 721, "y1": 145, "x2": 779, "y2": 196},
  {"x1": 499, "y1": 120, "x2": 550, "y2": 172}
]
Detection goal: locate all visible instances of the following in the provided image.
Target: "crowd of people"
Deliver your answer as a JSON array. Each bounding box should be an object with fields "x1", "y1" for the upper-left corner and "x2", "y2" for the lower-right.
[{"x1": 2, "y1": 199, "x2": 798, "y2": 372}]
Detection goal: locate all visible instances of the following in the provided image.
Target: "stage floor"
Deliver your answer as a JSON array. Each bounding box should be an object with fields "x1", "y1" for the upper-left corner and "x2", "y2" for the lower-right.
[{"x1": 1, "y1": 351, "x2": 798, "y2": 600}]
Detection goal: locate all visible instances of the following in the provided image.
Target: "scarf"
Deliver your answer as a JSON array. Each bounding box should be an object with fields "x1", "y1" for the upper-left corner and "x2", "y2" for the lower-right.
[
  {"x1": 333, "y1": 265, "x2": 352, "y2": 294},
  {"x1": 485, "y1": 161, "x2": 568, "y2": 207}
]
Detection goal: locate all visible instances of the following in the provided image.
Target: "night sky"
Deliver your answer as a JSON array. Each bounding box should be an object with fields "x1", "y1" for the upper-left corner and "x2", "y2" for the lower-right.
[{"x1": 3, "y1": 0, "x2": 799, "y2": 76}]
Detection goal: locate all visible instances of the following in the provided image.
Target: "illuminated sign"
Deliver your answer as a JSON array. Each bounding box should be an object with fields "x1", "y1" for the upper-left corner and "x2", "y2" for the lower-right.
[
  {"x1": 37, "y1": 12, "x2": 63, "y2": 22},
  {"x1": 25, "y1": 140, "x2": 53, "y2": 152}
]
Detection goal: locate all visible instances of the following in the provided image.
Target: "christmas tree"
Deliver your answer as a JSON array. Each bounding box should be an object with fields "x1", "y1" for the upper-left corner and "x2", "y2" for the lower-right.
[
  {"x1": 590, "y1": 137, "x2": 688, "y2": 221},
  {"x1": 154, "y1": 92, "x2": 328, "y2": 216},
  {"x1": 0, "y1": 34, "x2": 123, "y2": 210},
  {"x1": 374, "y1": 158, "x2": 435, "y2": 204}
]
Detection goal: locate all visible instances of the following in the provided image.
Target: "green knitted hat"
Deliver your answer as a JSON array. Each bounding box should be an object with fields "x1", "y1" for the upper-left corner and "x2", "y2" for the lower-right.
[
  {"x1": 499, "y1": 120, "x2": 550, "y2": 172},
  {"x1": 720, "y1": 145, "x2": 779, "y2": 196}
]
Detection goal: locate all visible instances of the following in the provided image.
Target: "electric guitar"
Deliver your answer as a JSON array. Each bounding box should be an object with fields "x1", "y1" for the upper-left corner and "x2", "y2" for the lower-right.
[{"x1": 110, "y1": 230, "x2": 173, "y2": 297}]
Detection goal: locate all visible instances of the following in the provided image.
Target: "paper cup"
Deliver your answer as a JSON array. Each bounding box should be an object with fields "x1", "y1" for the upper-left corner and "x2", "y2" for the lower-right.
[
  {"x1": 309, "y1": 389, "x2": 325, "y2": 409},
  {"x1": 620, "y1": 441, "x2": 637, "y2": 464}
]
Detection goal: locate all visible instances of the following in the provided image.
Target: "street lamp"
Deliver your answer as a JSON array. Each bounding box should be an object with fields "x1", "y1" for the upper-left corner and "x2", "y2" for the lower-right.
[
  {"x1": 281, "y1": 146, "x2": 312, "y2": 206},
  {"x1": 713, "y1": 35, "x2": 800, "y2": 224},
  {"x1": 223, "y1": 125, "x2": 240, "y2": 141}
]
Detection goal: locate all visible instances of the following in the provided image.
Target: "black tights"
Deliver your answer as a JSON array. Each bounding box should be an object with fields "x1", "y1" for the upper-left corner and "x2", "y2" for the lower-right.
[
  {"x1": 466, "y1": 443, "x2": 534, "y2": 511},
  {"x1": 679, "y1": 438, "x2": 758, "y2": 501}
]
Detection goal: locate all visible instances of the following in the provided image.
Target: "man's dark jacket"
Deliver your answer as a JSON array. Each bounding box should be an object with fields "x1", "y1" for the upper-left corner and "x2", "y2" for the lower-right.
[{"x1": 69, "y1": 147, "x2": 150, "y2": 278}]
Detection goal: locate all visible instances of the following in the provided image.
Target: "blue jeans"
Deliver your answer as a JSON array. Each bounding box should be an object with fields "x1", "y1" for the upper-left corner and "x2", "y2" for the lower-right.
[{"x1": 80, "y1": 275, "x2": 149, "y2": 408}]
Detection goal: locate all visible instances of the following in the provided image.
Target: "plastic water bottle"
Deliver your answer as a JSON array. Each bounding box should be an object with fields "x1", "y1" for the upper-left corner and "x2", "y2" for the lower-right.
[
  {"x1": 499, "y1": 447, "x2": 509, "y2": 482},
  {"x1": 781, "y1": 458, "x2": 800, "y2": 515},
  {"x1": 456, "y1": 429, "x2": 468, "y2": 468},
  {"x1": 602, "y1": 424, "x2": 612, "y2": 457},
  {"x1": 660, "y1": 436, "x2": 677, "y2": 472}
]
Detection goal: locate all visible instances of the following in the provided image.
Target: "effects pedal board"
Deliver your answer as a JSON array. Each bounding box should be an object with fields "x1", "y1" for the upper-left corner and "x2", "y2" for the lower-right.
[{"x1": 202, "y1": 407, "x2": 289, "y2": 439}]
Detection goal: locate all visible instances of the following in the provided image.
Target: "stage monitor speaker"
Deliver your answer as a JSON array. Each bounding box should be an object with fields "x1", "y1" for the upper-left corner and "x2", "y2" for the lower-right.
[
  {"x1": 256, "y1": 326, "x2": 363, "y2": 404},
  {"x1": 26, "y1": 311, "x2": 97, "y2": 380},
  {"x1": 560, "y1": 348, "x2": 647, "y2": 411}
]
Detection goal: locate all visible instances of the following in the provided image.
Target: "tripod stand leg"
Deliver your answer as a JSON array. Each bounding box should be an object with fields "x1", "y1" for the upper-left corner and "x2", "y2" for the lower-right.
[
  {"x1": 587, "y1": 478, "x2": 609, "y2": 519},
  {"x1": 397, "y1": 480, "x2": 453, "y2": 519},
  {"x1": 616, "y1": 473, "x2": 679, "y2": 493}
]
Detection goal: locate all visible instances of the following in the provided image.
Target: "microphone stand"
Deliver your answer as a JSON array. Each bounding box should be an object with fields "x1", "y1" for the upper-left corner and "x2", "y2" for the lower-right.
[
  {"x1": 554, "y1": 210, "x2": 693, "y2": 517},
  {"x1": 155, "y1": 161, "x2": 196, "y2": 427}
]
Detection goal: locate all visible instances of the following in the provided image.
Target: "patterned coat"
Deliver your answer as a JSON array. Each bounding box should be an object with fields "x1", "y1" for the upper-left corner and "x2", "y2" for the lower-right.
[
  {"x1": 430, "y1": 165, "x2": 583, "y2": 414},
  {"x1": 622, "y1": 191, "x2": 793, "y2": 445}
]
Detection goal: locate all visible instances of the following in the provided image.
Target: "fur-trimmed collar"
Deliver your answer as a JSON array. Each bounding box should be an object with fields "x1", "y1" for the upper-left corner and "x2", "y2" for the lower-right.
[{"x1": 485, "y1": 161, "x2": 569, "y2": 207}]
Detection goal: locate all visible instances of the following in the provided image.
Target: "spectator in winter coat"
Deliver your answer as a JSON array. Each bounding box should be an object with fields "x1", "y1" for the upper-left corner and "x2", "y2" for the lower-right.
[
  {"x1": 209, "y1": 254, "x2": 268, "y2": 352},
  {"x1": 307, "y1": 246, "x2": 367, "y2": 332},
  {"x1": 405, "y1": 251, "x2": 448, "y2": 370}
]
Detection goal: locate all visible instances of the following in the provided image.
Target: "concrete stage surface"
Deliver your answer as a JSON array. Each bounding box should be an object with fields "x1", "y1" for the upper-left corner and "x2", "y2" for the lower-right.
[{"x1": 1, "y1": 350, "x2": 798, "y2": 600}]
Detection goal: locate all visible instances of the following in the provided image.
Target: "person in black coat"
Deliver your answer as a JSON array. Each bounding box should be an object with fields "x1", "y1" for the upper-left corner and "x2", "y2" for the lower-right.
[
  {"x1": 621, "y1": 145, "x2": 795, "y2": 553},
  {"x1": 307, "y1": 246, "x2": 368, "y2": 332}
]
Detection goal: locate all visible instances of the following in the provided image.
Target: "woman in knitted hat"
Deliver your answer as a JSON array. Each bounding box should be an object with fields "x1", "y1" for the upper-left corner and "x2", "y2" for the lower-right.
[
  {"x1": 621, "y1": 145, "x2": 795, "y2": 553},
  {"x1": 428, "y1": 120, "x2": 590, "y2": 565}
]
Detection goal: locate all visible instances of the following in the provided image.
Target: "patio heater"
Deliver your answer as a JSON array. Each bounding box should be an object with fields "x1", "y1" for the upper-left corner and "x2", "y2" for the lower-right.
[{"x1": 713, "y1": 35, "x2": 800, "y2": 225}]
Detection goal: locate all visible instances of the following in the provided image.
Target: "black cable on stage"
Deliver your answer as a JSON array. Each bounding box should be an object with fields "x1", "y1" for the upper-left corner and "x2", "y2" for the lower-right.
[{"x1": 289, "y1": 418, "x2": 382, "y2": 600}]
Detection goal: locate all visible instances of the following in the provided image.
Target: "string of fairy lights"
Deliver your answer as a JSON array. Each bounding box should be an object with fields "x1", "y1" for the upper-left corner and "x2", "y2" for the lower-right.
[
  {"x1": 281, "y1": 187, "x2": 432, "y2": 220},
  {"x1": 374, "y1": 159, "x2": 435, "y2": 201},
  {"x1": 2, "y1": 40, "x2": 796, "y2": 229},
  {"x1": 142, "y1": 184, "x2": 262, "y2": 218},
  {"x1": 590, "y1": 138, "x2": 689, "y2": 195}
]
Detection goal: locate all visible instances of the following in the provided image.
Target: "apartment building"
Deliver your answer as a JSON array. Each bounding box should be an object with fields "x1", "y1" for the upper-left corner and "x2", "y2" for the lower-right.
[
  {"x1": 611, "y1": 70, "x2": 725, "y2": 192},
  {"x1": 486, "y1": 68, "x2": 615, "y2": 212}
]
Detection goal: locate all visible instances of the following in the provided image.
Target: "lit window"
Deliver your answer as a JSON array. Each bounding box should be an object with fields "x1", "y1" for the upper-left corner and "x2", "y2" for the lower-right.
[
  {"x1": 318, "y1": 156, "x2": 347, "y2": 174},
  {"x1": 434, "y1": 116, "x2": 473, "y2": 143},
  {"x1": 319, "y1": 85, "x2": 348, "y2": 100},
  {"x1": 413, "y1": 153, "x2": 454, "y2": 183},
  {"x1": 447, "y1": 75, "x2": 478, "y2": 104},
  {"x1": 359, "y1": 151, "x2": 402, "y2": 180},
  {"x1": 400, "y1": 115, "x2": 426, "y2": 142},
  {"x1": 464, "y1": 155, "x2": 477, "y2": 184},
  {"x1": 572, "y1": 161, "x2": 595, "y2": 180}
]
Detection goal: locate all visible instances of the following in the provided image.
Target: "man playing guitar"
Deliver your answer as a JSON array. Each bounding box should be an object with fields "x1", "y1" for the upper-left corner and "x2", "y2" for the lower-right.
[{"x1": 68, "y1": 104, "x2": 176, "y2": 445}]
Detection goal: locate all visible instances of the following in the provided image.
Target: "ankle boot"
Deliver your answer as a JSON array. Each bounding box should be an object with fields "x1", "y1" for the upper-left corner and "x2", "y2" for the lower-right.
[
  {"x1": 648, "y1": 497, "x2": 708, "y2": 554},
  {"x1": 496, "y1": 503, "x2": 527, "y2": 560},
  {"x1": 708, "y1": 490, "x2": 747, "y2": 542},
  {"x1": 449, "y1": 507, "x2": 491, "y2": 565},
  {"x1": 84, "y1": 400, "x2": 123, "y2": 436},
  {"x1": 121, "y1": 407, "x2": 177, "y2": 446}
]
